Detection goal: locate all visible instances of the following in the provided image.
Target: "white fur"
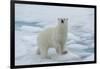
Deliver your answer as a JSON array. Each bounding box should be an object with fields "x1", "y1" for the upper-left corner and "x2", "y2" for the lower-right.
[{"x1": 37, "y1": 18, "x2": 68, "y2": 58}]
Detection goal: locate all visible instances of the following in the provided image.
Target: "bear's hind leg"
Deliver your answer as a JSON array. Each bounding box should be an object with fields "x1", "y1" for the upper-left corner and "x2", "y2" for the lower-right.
[{"x1": 40, "y1": 47, "x2": 48, "y2": 59}]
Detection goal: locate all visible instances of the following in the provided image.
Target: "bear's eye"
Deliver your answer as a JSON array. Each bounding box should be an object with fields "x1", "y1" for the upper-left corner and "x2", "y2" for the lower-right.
[{"x1": 61, "y1": 19, "x2": 64, "y2": 23}]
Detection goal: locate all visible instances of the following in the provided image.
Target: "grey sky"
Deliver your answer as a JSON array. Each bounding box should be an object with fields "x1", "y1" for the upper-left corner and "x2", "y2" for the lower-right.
[{"x1": 15, "y1": 4, "x2": 94, "y2": 23}]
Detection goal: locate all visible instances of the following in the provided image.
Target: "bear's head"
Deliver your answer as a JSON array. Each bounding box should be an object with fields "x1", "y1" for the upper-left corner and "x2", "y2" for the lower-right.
[{"x1": 58, "y1": 18, "x2": 68, "y2": 26}]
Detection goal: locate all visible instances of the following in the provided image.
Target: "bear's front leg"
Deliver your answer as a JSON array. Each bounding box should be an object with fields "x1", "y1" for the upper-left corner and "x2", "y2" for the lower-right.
[
  {"x1": 56, "y1": 44, "x2": 62, "y2": 55},
  {"x1": 61, "y1": 42, "x2": 68, "y2": 54},
  {"x1": 61, "y1": 46, "x2": 68, "y2": 54}
]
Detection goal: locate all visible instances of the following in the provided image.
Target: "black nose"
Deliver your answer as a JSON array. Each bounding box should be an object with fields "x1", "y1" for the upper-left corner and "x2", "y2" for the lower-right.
[{"x1": 61, "y1": 20, "x2": 64, "y2": 23}]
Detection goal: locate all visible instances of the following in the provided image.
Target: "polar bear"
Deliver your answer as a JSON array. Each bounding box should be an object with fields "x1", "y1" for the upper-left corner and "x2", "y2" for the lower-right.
[{"x1": 37, "y1": 18, "x2": 68, "y2": 58}]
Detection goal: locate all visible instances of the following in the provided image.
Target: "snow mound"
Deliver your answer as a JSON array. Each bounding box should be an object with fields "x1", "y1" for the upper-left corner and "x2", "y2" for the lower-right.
[{"x1": 20, "y1": 26, "x2": 42, "y2": 32}]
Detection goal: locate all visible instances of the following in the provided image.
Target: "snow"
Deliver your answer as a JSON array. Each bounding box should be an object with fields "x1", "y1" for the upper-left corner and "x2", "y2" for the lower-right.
[
  {"x1": 15, "y1": 4, "x2": 95, "y2": 65},
  {"x1": 83, "y1": 54, "x2": 94, "y2": 61}
]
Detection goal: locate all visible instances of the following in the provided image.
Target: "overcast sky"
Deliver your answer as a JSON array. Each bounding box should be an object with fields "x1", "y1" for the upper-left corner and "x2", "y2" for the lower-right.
[{"x1": 15, "y1": 4, "x2": 94, "y2": 23}]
